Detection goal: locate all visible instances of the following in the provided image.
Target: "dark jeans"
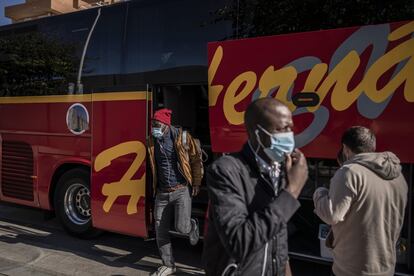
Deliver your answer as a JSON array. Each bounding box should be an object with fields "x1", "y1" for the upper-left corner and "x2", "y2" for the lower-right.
[{"x1": 154, "y1": 186, "x2": 192, "y2": 267}]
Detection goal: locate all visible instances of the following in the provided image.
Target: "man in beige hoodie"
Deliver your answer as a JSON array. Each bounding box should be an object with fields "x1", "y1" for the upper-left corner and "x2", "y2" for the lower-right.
[{"x1": 313, "y1": 126, "x2": 407, "y2": 276}]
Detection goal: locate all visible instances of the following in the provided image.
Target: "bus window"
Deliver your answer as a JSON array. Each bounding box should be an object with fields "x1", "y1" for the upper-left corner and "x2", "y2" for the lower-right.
[
  {"x1": 124, "y1": 0, "x2": 233, "y2": 76},
  {"x1": 0, "y1": 10, "x2": 96, "y2": 97},
  {"x1": 82, "y1": 4, "x2": 126, "y2": 92}
]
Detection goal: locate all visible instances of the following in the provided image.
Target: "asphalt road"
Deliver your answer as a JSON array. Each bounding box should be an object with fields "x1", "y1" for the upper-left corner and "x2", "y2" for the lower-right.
[{"x1": 0, "y1": 202, "x2": 333, "y2": 276}]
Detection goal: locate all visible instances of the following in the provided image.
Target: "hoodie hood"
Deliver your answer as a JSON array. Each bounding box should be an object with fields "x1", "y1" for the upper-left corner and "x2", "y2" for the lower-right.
[{"x1": 346, "y1": 152, "x2": 402, "y2": 180}]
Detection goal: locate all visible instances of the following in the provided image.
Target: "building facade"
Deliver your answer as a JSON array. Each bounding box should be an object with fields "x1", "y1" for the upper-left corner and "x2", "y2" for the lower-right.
[{"x1": 5, "y1": 0, "x2": 122, "y2": 23}]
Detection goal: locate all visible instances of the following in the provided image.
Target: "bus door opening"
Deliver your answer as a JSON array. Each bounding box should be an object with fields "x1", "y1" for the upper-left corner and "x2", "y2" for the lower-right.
[{"x1": 151, "y1": 84, "x2": 212, "y2": 235}]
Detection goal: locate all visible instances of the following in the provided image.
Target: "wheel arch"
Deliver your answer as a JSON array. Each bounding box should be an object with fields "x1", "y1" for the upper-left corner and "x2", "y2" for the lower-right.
[{"x1": 49, "y1": 163, "x2": 91, "y2": 210}]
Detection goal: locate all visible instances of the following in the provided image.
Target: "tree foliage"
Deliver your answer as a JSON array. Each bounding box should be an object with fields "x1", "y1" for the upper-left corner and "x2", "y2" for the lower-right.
[
  {"x1": 0, "y1": 32, "x2": 78, "y2": 96},
  {"x1": 215, "y1": 0, "x2": 414, "y2": 38}
]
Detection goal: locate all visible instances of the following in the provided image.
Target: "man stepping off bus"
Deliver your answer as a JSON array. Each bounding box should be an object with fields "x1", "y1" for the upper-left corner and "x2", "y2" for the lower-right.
[{"x1": 148, "y1": 108, "x2": 202, "y2": 276}]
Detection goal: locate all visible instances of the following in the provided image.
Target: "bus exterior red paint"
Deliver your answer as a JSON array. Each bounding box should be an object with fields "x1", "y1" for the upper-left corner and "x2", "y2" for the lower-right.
[
  {"x1": 0, "y1": 93, "x2": 150, "y2": 237},
  {"x1": 208, "y1": 21, "x2": 414, "y2": 162},
  {"x1": 0, "y1": 1, "x2": 413, "y2": 272}
]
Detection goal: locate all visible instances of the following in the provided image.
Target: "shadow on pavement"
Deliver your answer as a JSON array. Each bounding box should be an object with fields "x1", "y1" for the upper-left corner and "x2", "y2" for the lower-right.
[{"x1": 0, "y1": 203, "x2": 204, "y2": 275}]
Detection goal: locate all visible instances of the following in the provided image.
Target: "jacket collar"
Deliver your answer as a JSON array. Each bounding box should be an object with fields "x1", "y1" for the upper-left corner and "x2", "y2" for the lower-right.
[
  {"x1": 241, "y1": 141, "x2": 284, "y2": 192},
  {"x1": 241, "y1": 142, "x2": 261, "y2": 173}
]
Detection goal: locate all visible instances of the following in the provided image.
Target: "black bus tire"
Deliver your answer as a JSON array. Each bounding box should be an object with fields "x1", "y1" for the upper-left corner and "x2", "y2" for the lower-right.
[{"x1": 54, "y1": 168, "x2": 102, "y2": 239}]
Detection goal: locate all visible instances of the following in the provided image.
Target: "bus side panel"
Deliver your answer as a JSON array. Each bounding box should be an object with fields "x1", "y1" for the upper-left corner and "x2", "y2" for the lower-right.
[
  {"x1": 207, "y1": 20, "x2": 414, "y2": 163},
  {"x1": 91, "y1": 96, "x2": 148, "y2": 238},
  {"x1": 38, "y1": 153, "x2": 91, "y2": 210},
  {"x1": 0, "y1": 100, "x2": 92, "y2": 209}
]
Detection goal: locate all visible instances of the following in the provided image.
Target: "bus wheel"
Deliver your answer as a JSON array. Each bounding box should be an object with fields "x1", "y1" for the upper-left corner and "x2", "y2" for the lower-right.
[{"x1": 54, "y1": 168, "x2": 101, "y2": 239}]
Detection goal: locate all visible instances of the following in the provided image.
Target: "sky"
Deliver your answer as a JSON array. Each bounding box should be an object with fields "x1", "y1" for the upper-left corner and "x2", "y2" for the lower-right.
[{"x1": 0, "y1": 0, "x2": 25, "y2": 26}]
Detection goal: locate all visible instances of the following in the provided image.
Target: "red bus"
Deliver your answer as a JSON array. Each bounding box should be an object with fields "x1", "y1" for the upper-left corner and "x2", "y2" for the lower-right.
[
  {"x1": 0, "y1": 0, "x2": 412, "y2": 274},
  {"x1": 208, "y1": 20, "x2": 414, "y2": 274}
]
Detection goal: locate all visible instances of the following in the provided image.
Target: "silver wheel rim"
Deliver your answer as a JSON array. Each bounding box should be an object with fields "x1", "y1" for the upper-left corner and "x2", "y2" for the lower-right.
[{"x1": 64, "y1": 183, "x2": 91, "y2": 225}]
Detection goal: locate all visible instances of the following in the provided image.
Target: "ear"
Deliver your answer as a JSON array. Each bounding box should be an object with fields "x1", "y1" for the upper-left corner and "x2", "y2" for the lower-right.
[
  {"x1": 250, "y1": 129, "x2": 258, "y2": 144},
  {"x1": 254, "y1": 129, "x2": 264, "y2": 145},
  {"x1": 248, "y1": 129, "x2": 261, "y2": 150},
  {"x1": 342, "y1": 144, "x2": 354, "y2": 159}
]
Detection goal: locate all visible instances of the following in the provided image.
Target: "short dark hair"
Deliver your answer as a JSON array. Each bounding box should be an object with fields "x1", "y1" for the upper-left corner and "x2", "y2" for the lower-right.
[
  {"x1": 244, "y1": 99, "x2": 262, "y2": 135},
  {"x1": 341, "y1": 126, "x2": 376, "y2": 154},
  {"x1": 244, "y1": 98, "x2": 287, "y2": 136}
]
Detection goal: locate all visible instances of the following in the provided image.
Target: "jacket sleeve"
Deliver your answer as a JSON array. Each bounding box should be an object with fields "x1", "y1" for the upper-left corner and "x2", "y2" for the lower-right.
[
  {"x1": 207, "y1": 158, "x2": 300, "y2": 263},
  {"x1": 313, "y1": 167, "x2": 356, "y2": 225},
  {"x1": 187, "y1": 133, "x2": 202, "y2": 186}
]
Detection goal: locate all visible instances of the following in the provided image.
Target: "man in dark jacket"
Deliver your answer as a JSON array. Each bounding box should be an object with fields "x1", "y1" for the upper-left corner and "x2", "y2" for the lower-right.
[{"x1": 203, "y1": 98, "x2": 308, "y2": 276}]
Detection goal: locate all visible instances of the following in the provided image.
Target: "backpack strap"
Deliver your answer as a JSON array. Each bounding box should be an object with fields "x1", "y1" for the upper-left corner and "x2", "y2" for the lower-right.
[
  {"x1": 182, "y1": 130, "x2": 188, "y2": 149},
  {"x1": 179, "y1": 129, "x2": 208, "y2": 163}
]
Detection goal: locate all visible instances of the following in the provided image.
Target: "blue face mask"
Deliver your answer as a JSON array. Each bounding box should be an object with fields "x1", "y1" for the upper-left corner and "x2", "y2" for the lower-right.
[
  {"x1": 256, "y1": 124, "x2": 295, "y2": 163},
  {"x1": 152, "y1": 127, "x2": 164, "y2": 139}
]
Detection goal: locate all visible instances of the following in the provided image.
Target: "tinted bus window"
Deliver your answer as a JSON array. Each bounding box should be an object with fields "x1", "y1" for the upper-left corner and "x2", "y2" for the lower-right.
[
  {"x1": 83, "y1": 4, "x2": 126, "y2": 92},
  {"x1": 0, "y1": 10, "x2": 96, "y2": 97},
  {"x1": 124, "y1": 0, "x2": 233, "y2": 74}
]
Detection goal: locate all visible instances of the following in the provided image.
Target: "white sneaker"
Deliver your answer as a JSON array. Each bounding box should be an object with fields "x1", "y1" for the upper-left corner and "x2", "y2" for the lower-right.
[
  {"x1": 151, "y1": 265, "x2": 176, "y2": 276},
  {"x1": 189, "y1": 218, "x2": 200, "y2": 246}
]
